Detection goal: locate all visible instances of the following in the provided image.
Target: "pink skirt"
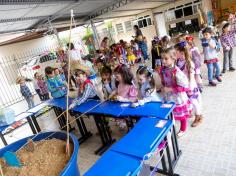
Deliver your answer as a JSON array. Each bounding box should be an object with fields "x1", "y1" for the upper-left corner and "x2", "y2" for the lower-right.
[{"x1": 173, "y1": 100, "x2": 192, "y2": 120}]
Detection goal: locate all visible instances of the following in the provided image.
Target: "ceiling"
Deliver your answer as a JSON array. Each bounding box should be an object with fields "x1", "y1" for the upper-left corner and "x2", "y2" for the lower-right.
[{"x1": 0, "y1": 0, "x2": 173, "y2": 45}]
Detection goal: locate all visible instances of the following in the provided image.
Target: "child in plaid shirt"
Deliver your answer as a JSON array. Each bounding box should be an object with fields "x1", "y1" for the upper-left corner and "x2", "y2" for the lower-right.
[
  {"x1": 220, "y1": 21, "x2": 236, "y2": 73},
  {"x1": 69, "y1": 69, "x2": 99, "y2": 109},
  {"x1": 16, "y1": 77, "x2": 35, "y2": 109},
  {"x1": 37, "y1": 74, "x2": 50, "y2": 101}
]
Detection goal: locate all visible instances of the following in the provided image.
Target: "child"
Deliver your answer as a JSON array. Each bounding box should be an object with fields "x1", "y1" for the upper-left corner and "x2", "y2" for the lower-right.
[
  {"x1": 220, "y1": 21, "x2": 236, "y2": 73},
  {"x1": 161, "y1": 35, "x2": 171, "y2": 50},
  {"x1": 126, "y1": 44, "x2": 136, "y2": 65},
  {"x1": 33, "y1": 72, "x2": 43, "y2": 101},
  {"x1": 16, "y1": 76, "x2": 35, "y2": 109},
  {"x1": 69, "y1": 69, "x2": 99, "y2": 109},
  {"x1": 175, "y1": 42, "x2": 203, "y2": 127},
  {"x1": 45, "y1": 66, "x2": 67, "y2": 98},
  {"x1": 100, "y1": 65, "x2": 116, "y2": 99},
  {"x1": 186, "y1": 36, "x2": 203, "y2": 92},
  {"x1": 109, "y1": 64, "x2": 138, "y2": 102},
  {"x1": 37, "y1": 74, "x2": 50, "y2": 101},
  {"x1": 201, "y1": 27, "x2": 222, "y2": 86},
  {"x1": 132, "y1": 66, "x2": 162, "y2": 107},
  {"x1": 54, "y1": 68, "x2": 66, "y2": 83},
  {"x1": 159, "y1": 47, "x2": 192, "y2": 137},
  {"x1": 131, "y1": 40, "x2": 142, "y2": 63},
  {"x1": 151, "y1": 39, "x2": 163, "y2": 70}
]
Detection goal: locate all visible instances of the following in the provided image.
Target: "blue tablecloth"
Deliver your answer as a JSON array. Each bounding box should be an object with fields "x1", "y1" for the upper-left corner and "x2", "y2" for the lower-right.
[
  {"x1": 0, "y1": 112, "x2": 33, "y2": 133},
  {"x1": 45, "y1": 97, "x2": 70, "y2": 110},
  {"x1": 46, "y1": 98, "x2": 175, "y2": 120},
  {"x1": 110, "y1": 118, "x2": 173, "y2": 159},
  {"x1": 121, "y1": 102, "x2": 175, "y2": 119},
  {"x1": 84, "y1": 150, "x2": 141, "y2": 176}
]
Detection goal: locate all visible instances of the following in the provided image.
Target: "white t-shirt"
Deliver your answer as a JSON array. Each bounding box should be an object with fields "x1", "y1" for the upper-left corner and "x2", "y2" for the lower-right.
[
  {"x1": 67, "y1": 49, "x2": 81, "y2": 62},
  {"x1": 33, "y1": 79, "x2": 39, "y2": 90}
]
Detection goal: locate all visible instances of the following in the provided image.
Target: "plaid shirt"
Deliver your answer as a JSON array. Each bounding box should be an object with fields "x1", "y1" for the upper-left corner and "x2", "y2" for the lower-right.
[
  {"x1": 72, "y1": 82, "x2": 97, "y2": 106},
  {"x1": 220, "y1": 29, "x2": 236, "y2": 51},
  {"x1": 20, "y1": 84, "x2": 32, "y2": 98},
  {"x1": 37, "y1": 79, "x2": 48, "y2": 95}
]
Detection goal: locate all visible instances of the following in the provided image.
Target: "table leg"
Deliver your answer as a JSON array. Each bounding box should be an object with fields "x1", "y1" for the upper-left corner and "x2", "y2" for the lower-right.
[
  {"x1": 54, "y1": 107, "x2": 75, "y2": 132},
  {"x1": 0, "y1": 132, "x2": 7, "y2": 146},
  {"x1": 94, "y1": 115, "x2": 116, "y2": 155},
  {"x1": 31, "y1": 115, "x2": 41, "y2": 133},
  {"x1": 168, "y1": 113, "x2": 182, "y2": 168},
  {"x1": 26, "y1": 117, "x2": 37, "y2": 134},
  {"x1": 74, "y1": 113, "x2": 92, "y2": 144}
]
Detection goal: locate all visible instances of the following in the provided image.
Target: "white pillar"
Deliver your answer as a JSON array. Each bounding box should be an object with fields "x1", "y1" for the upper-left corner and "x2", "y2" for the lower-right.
[{"x1": 90, "y1": 20, "x2": 100, "y2": 50}]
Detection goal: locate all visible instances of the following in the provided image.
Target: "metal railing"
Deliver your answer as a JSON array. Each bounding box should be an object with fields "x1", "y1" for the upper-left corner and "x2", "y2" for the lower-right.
[{"x1": 0, "y1": 45, "x2": 57, "y2": 108}]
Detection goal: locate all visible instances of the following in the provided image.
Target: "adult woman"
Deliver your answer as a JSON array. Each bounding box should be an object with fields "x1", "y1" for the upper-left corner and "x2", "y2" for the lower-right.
[
  {"x1": 100, "y1": 37, "x2": 109, "y2": 51},
  {"x1": 133, "y1": 25, "x2": 149, "y2": 61}
]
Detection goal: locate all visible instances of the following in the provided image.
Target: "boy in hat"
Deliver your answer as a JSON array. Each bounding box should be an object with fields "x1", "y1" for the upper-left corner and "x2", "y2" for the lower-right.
[
  {"x1": 69, "y1": 68, "x2": 101, "y2": 109},
  {"x1": 220, "y1": 21, "x2": 236, "y2": 73},
  {"x1": 16, "y1": 76, "x2": 35, "y2": 109}
]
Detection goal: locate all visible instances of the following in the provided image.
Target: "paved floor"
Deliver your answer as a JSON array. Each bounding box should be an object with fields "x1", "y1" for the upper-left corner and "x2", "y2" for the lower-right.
[{"x1": 1, "y1": 43, "x2": 236, "y2": 176}]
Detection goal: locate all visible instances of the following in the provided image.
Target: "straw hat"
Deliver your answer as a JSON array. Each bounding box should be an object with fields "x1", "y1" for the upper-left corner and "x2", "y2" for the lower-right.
[{"x1": 16, "y1": 76, "x2": 25, "y2": 84}]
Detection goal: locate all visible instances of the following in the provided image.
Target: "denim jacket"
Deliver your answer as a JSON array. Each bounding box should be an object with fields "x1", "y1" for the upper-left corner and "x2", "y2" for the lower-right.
[{"x1": 46, "y1": 77, "x2": 67, "y2": 98}]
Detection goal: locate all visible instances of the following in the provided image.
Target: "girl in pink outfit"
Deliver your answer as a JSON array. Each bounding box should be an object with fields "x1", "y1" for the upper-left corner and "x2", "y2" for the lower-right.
[
  {"x1": 109, "y1": 64, "x2": 138, "y2": 130},
  {"x1": 110, "y1": 64, "x2": 138, "y2": 102},
  {"x1": 159, "y1": 47, "x2": 192, "y2": 137},
  {"x1": 186, "y1": 36, "x2": 203, "y2": 92},
  {"x1": 175, "y1": 41, "x2": 203, "y2": 128}
]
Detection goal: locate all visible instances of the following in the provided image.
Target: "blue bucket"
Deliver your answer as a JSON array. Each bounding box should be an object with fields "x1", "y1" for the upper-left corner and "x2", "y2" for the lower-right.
[{"x1": 0, "y1": 131, "x2": 80, "y2": 176}]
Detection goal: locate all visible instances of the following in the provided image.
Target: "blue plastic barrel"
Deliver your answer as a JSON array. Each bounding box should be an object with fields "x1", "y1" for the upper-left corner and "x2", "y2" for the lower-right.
[{"x1": 0, "y1": 131, "x2": 80, "y2": 176}]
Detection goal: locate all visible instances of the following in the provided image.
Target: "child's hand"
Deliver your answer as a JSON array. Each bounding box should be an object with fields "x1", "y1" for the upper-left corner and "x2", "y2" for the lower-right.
[
  {"x1": 69, "y1": 103, "x2": 76, "y2": 109},
  {"x1": 116, "y1": 96, "x2": 125, "y2": 102},
  {"x1": 131, "y1": 102, "x2": 139, "y2": 108},
  {"x1": 104, "y1": 79, "x2": 109, "y2": 85}
]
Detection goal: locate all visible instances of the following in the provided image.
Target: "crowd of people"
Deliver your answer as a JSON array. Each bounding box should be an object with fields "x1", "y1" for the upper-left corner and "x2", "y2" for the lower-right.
[{"x1": 16, "y1": 13, "x2": 236, "y2": 137}]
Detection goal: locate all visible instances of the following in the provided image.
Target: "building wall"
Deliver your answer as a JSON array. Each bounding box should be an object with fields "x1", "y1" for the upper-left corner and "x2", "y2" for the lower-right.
[{"x1": 96, "y1": 10, "x2": 157, "y2": 51}]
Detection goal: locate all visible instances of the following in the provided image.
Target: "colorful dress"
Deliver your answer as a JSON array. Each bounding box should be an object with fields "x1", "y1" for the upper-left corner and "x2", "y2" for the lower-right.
[
  {"x1": 177, "y1": 60, "x2": 202, "y2": 116},
  {"x1": 117, "y1": 83, "x2": 138, "y2": 102},
  {"x1": 126, "y1": 46, "x2": 136, "y2": 63},
  {"x1": 190, "y1": 46, "x2": 202, "y2": 75},
  {"x1": 159, "y1": 66, "x2": 192, "y2": 120}
]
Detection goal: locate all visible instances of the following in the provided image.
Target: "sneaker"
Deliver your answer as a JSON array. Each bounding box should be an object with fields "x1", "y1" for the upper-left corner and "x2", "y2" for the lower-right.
[
  {"x1": 177, "y1": 130, "x2": 186, "y2": 138},
  {"x1": 229, "y1": 67, "x2": 235, "y2": 72},
  {"x1": 222, "y1": 69, "x2": 226, "y2": 74},
  {"x1": 216, "y1": 76, "x2": 222, "y2": 82},
  {"x1": 209, "y1": 81, "x2": 217, "y2": 86}
]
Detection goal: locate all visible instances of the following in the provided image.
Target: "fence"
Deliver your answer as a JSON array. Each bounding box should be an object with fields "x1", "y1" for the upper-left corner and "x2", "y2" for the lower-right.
[{"x1": 0, "y1": 45, "x2": 57, "y2": 108}]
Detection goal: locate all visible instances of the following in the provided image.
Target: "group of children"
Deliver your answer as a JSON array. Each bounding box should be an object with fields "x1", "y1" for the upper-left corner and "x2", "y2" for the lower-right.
[{"x1": 16, "y1": 15, "x2": 236, "y2": 138}]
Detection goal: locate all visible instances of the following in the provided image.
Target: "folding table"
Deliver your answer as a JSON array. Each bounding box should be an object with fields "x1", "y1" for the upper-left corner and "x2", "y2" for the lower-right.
[
  {"x1": 0, "y1": 112, "x2": 35, "y2": 146},
  {"x1": 84, "y1": 150, "x2": 141, "y2": 176},
  {"x1": 27, "y1": 102, "x2": 52, "y2": 133}
]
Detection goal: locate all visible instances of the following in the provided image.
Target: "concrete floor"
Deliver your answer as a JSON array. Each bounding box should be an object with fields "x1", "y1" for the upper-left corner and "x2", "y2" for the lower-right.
[{"x1": 1, "y1": 42, "x2": 236, "y2": 176}]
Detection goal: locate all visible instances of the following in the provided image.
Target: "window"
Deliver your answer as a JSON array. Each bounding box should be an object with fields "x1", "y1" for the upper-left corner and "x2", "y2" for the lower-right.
[
  {"x1": 175, "y1": 9, "x2": 183, "y2": 18},
  {"x1": 136, "y1": 15, "x2": 152, "y2": 28},
  {"x1": 193, "y1": 5, "x2": 198, "y2": 14},
  {"x1": 183, "y1": 6, "x2": 193, "y2": 16},
  {"x1": 102, "y1": 28, "x2": 109, "y2": 36},
  {"x1": 124, "y1": 21, "x2": 132, "y2": 32},
  {"x1": 116, "y1": 23, "x2": 124, "y2": 34}
]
